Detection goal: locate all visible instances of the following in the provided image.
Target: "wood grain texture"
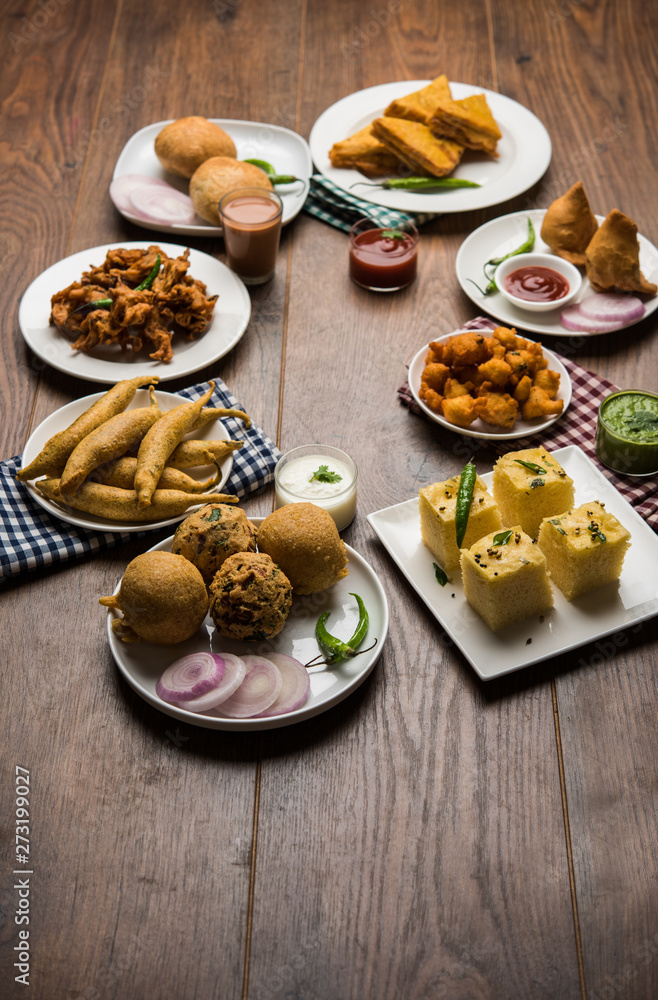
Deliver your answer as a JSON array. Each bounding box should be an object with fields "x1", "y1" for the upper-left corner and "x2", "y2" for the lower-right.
[{"x1": 1, "y1": 0, "x2": 657, "y2": 998}]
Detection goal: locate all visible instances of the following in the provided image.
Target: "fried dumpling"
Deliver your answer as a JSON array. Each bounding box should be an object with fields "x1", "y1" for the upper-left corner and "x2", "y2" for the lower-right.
[
  {"x1": 540, "y1": 181, "x2": 599, "y2": 266},
  {"x1": 371, "y1": 117, "x2": 463, "y2": 177},
  {"x1": 384, "y1": 74, "x2": 452, "y2": 124},
  {"x1": 328, "y1": 124, "x2": 401, "y2": 177},
  {"x1": 430, "y1": 94, "x2": 502, "y2": 156},
  {"x1": 585, "y1": 209, "x2": 657, "y2": 295}
]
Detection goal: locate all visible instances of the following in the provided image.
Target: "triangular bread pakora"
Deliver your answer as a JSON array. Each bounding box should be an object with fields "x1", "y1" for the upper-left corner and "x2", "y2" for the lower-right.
[
  {"x1": 585, "y1": 209, "x2": 657, "y2": 295},
  {"x1": 540, "y1": 181, "x2": 599, "y2": 266},
  {"x1": 328, "y1": 124, "x2": 401, "y2": 177},
  {"x1": 371, "y1": 117, "x2": 463, "y2": 177},
  {"x1": 430, "y1": 94, "x2": 502, "y2": 156},
  {"x1": 384, "y1": 74, "x2": 452, "y2": 124}
]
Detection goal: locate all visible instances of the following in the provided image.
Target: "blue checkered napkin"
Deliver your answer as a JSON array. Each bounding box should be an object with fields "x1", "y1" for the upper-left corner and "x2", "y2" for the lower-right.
[
  {"x1": 303, "y1": 174, "x2": 438, "y2": 232},
  {"x1": 1, "y1": 377, "x2": 281, "y2": 584}
]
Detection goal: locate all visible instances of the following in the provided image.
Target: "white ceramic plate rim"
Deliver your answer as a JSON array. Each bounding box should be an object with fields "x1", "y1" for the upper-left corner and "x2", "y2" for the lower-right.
[
  {"x1": 112, "y1": 118, "x2": 312, "y2": 234},
  {"x1": 18, "y1": 241, "x2": 251, "y2": 384},
  {"x1": 309, "y1": 80, "x2": 552, "y2": 213},
  {"x1": 106, "y1": 525, "x2": 390, "y2": 731},
  {"x1": 367, "y1": 445, "x2": 658, "y2": 680},
  {"x1": 21, "y1": 388, "x2": 234, "y2": 533},
  {"x1": 456, "y1": 210, "x2": 658, "y2": 336},
  {"x1": 408, "y1": 333, "x2": 573, "y2": 440}
]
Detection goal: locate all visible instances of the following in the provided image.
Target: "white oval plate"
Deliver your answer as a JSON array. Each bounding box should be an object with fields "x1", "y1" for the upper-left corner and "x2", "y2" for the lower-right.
[
  {"x1": 456, "y1": 210, "x2": 658, "y2": 336},
  {"x1": 106, "y1": 527, "x2": 389, "y2": 731},
  {"x1": 408, "y1": 332, "x2": 572, "y2": 440},
  {"x1": 112, "y1": 119, "x2": 312, "y2": 234},
  {"x1": 309, "y1": 80, "x2": 551, "y2": 213},
  {"x1": 21, "y1": 388, "x2": 235, "y2": 533},
  {"x1": 18, "y1": 241, "x2": 251, "y2": 384}
]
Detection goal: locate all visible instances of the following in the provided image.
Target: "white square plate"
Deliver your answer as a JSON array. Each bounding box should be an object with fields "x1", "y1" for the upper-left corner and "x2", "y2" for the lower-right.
[{"x1": 367, "y1": 446, "x2": 658, "y2": 680}]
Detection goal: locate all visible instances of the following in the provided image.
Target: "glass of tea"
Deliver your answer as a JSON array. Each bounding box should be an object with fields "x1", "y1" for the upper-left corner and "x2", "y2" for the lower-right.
[
  {"x1": 349, "y1": 218, "x2": 419, "y2": 292},
  {"x1": 219, "y1": 187, "x2": 283, "y2": 284}
]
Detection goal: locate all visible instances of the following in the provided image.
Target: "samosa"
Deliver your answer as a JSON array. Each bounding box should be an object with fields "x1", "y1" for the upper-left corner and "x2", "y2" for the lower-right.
[
  {"x1": 540, "y1": 181, "x2": 598, "y2": 266},
  {"x1": 585, "y1": 209, "x2": 657, "y2": 295}
]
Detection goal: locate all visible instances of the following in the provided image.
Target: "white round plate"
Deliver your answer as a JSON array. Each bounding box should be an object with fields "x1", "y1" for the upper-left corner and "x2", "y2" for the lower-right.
[
  {"x1": 456, "y1": 210, "x2": 658, "y2": 336},
  {"x1": 408, "y1": 332, "x2": 572, "y2": 440},
  {"x1": 21, "y1": 388, "x2": 235, "y2": 533},
  {"x1": 112, "y1": 119, "x2": 312, "y2": 234},
  {"x1": 18, "y1": 241, "x2": 251, "y2": 384},
  {"x1": 309, "y1": 80, "x2": 551, "y2": 214},
  {"x1": 106, "y1": 527, "x2": 389, "y2": 731}
]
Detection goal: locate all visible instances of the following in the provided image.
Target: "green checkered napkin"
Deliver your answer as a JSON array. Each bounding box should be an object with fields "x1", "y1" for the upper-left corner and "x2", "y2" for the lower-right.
[{"x1": 304, "y1": 174, "x2": 438, "y2": 232}]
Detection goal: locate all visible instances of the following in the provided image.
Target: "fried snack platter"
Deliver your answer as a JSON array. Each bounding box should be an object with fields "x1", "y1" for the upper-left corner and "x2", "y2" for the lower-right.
[
  {"x1": 18, "y1": 242, "x2": 251, "y2": 383},
  {"x1": 21, "y1": 388, "x2": 237, "y2": 533},
  {"x1": 105, "y1": 528, "x2": 390, "y2": 731},
  {"x1": 456, "y1": 210, "x2": 658, "y2": 336},
  {"x1": 309, "y1": 81, "x2": 552, "y2": 213},
  {"x1": 367, "y1": 446, "x2": 658, "y2": 681},
  {"x1": 113, "y1": 120, "x2": 312, "y2": 235},
  {"x1": 408, "y1": 331, "x2": 572, "y2": 440}
]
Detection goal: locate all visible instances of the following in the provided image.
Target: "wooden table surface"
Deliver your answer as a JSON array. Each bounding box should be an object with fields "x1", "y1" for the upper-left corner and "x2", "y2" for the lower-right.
[{"x1": 2, "y1": 1, "x2": 657, "y2": 998}]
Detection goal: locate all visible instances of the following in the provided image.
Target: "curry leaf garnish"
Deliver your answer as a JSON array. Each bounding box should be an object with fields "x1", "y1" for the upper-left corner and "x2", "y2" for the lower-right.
[
  {"x1": 514, "y1": 459, "x2": 547, "y2": 475},
  {"x1": 433, "y1": 563, "x2": 449, "y2": 586},
  {"x1": 492, "y1": 529, "x2": 514, "y2": 546},
  {"x1": 310, "y1": 464, "x2": 342, "y2": 484}
]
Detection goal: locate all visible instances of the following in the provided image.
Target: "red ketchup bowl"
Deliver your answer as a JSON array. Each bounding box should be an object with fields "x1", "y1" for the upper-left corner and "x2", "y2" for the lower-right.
[
  {"x1": 495, "y1": 252, "x2": 582, "y2": 312},
  {"x1": 349, "y1": 218, "x2": 419, "y2": 292}
]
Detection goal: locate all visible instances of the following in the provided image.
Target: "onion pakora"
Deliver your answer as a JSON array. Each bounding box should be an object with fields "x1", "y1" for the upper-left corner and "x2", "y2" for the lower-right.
[
  {"x1": 50, "y1": 245, "x2": 217, "y2": 363},
  {"x1": 419, "y1": 326, "x2": 563, "y2": 430}
]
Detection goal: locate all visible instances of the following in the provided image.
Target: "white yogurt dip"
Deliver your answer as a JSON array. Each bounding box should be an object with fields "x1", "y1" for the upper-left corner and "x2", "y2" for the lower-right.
[{"x1": 274, "y1": 447, "x2": 358, "y2": 531}]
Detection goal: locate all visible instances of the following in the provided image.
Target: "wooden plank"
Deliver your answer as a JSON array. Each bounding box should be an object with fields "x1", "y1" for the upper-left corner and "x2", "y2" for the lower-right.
[
  {"x1": 1, "y1": 0, "x2": 303, "y2": 997},
  {"x1": 489, "y1": 2, "x2": 658, "y2": 998},
  {"x1": 246, "y1": 3, "x2": 581, "y2": 997},
  {"x1": 0, "y1": 1, "x2": 120, "y2": 459}
]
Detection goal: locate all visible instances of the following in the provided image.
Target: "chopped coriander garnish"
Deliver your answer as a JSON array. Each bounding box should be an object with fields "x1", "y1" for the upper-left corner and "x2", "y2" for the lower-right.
[
  {"x1": 530, "y1": 477, "x2": 545, "y2": 489},
  {"x1": 625, "y1": 411, "x2": 658, "y2": 433},
  {"x1": 207, "y1": 508, "x2": 222, "y2": 521},
  {"x1": 514, "y1": 459, "x2": 547, "y2": 475},
  {"x1": 588, "y1": 522, "x2": 607, "y2": 543},
  {"x1": 309, "y1": 464, "x2": 343, "y2": 484},
  {"x1": 433, "y1": 562, "x2": 449, "y2": 586},
  {"x1": 549, "y1": 518, "x2": 567, "y2": 535},
  {"x1": 380, "y1": 229, "x2": 406, "y2": 240},
  {"x1": 492, "y1": 529, "x2": 514, "y2": 546}
]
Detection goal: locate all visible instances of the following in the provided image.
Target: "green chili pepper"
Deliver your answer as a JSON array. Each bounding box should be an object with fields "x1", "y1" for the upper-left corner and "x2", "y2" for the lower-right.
[
  {"x1": 134, "y1": 253, "x2": 161, "y2": 291},
  {"x1": 314, "y1": 593, "x2": 369, "y2": 665},
  {"x1": 352, "y1": 176, "x2": 480, "y2": 191},
  {"x1": 468, "y1": 218, "x2": 536, "y2": 295},
  {"x1": 63, "y1": 254, "x2": 161, "y2": 334},
  {"x1": 455, "y1": 459, "x2": 477, "y2": 549},
  {"x1": 243, "y1": 158, "x2": 276, "y2": 174},
  {"x1": 242, "y1": 159, "x2": 301, "y2": 185}
]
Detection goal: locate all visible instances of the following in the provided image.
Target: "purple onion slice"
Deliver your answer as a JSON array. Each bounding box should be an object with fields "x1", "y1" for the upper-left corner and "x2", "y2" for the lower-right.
[
  {"x1": 156, "y1": 653, "x2": 225, "y2": 703},
  {"x1": 129, "y1": 184, "x2": 197, "y2": 225},
  {"x1": 254, "y1": 653, "x2": 310, "y2": 718},
  {"x1": 109, "y1": 174, "x2": 169, "y2": 214},
  {"x1": 214, "y1": 655, "x2": 282, "y2": 719},
  {"x1": 577, "y1": 293, "x2": 645, "y2": 324},
  {"x1": 175, "y1": 653, "x2": 247, "y2": 713}
]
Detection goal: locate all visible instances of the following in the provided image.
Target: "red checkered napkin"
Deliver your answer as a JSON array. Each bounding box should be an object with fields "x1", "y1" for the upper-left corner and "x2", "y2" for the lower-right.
[{"x1": 399, "y1": 319, "x2": 658, "y2": 531}]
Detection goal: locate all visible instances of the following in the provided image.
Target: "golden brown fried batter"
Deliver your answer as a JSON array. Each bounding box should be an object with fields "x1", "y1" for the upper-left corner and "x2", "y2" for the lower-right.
[
  {"x1": 421, "y1": 362, "x2": 450, "y2": 393},
  {"x1": 474, "y1": 390, "x2": 519, "y2": 429},
  {"x1": 441, "y1": 395, "x2": 477, "y2": 427},
  {"x1": 49, "y1": 245, "x2": 217, "y2": 363},
  {"x1": 532, "y1": 369, "x2": 561, "y2": 398},
  {"x1": 521, "y1": 387, "x2": 564, "y2": 420}
]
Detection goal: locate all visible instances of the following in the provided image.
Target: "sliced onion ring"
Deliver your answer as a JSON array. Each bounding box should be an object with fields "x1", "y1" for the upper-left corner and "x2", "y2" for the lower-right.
[
  {"x1": 577, "y1": 293, "x2": 645, "y2": 324},
  {"x1": 109, "y1": 174, "x2": 169, "y2": 214},
  {"x1": 214, "y1": 655, "x2": 282, "y2": 719},
  {"x1": 156, "y1": 653, "x2": 225, "y2": 703},
  {"x1": 129, "y1": 185, "x2": 197, "y2": 225},
  {"x1": 255, "y1": 653, "x2": 310, "y2": 718},
  {"x1": 175, "y1": 653, "x2": 247, "y2": 713}
]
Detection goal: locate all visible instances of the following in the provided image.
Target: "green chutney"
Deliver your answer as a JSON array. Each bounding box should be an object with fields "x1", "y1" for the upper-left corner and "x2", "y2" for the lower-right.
[{"x1": 596, "y1": 390, "x2": 658, "y2": 476}]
